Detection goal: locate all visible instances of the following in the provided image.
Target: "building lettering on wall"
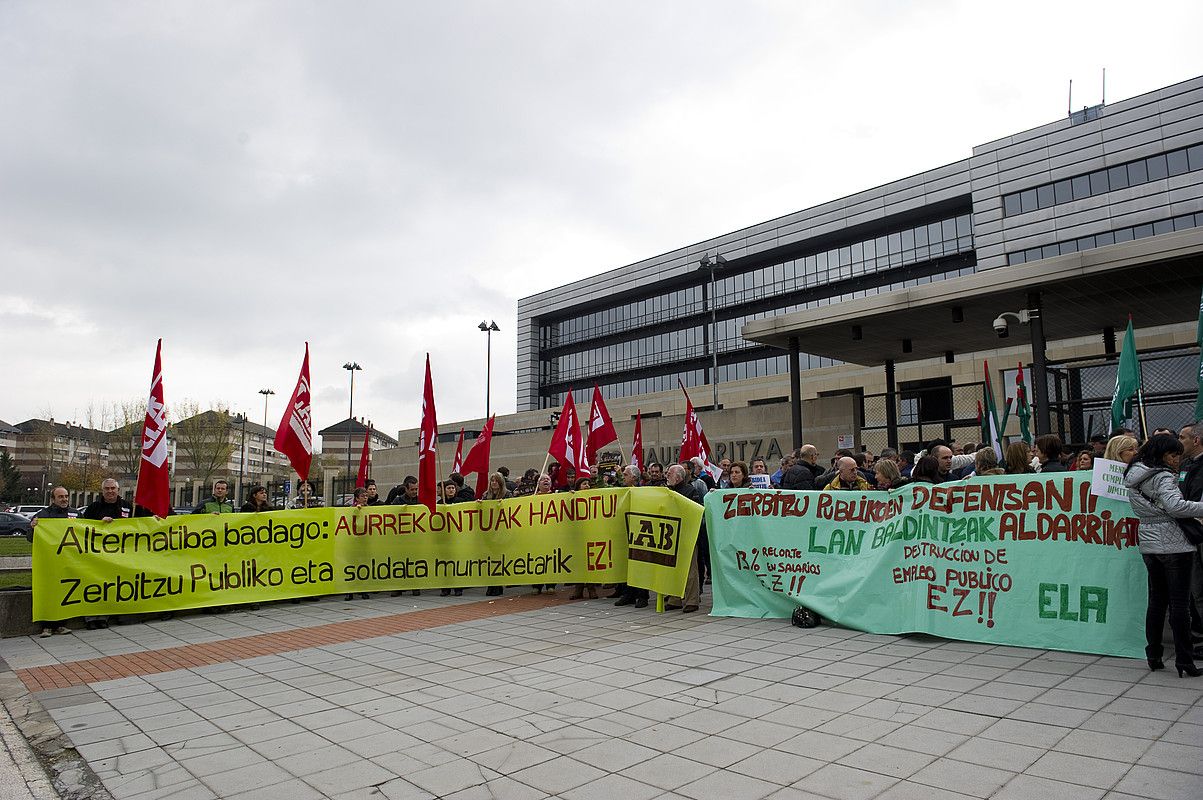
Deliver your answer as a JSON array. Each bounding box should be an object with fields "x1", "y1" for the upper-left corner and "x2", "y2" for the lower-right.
[{"x1": 643, "y1": 437, "x2": 783, "y2": 467}]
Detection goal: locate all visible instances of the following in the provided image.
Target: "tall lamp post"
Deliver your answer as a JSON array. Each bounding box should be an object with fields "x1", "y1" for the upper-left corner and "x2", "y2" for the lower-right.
[
  {"x1": 258, "y1": 388, "x2": 274, "y2": 481},
  {"x1": 233, "y1": 413, "x2": 247, "y2": 505},
  {"x1": 699, "y1": 254, "x2": 727, "y2": 410},
  {"x1": 478, "y1": 320, "x2": 500, "y2": 419},
  {"x1": 342, "y1": 362, "x2": 362, "y2": 481}
]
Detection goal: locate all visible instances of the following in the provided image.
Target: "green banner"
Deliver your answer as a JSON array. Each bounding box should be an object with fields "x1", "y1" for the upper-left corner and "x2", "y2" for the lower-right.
[
  {"x1": 33, "y1": 488, "x2": 701, "y2": 621},
  {"x1": 705, "y1": 475, "x2": 1146, "y2": 658}
]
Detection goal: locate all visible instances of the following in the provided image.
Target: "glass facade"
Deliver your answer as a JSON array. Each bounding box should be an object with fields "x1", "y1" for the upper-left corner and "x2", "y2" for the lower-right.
[
  {"x1": 1002, "y1": 143, "x2": 1203, "y2": 217},
  {"x1": 1007, "y1": 211, "x2": 1203, "y2": 265},
  {"x1": 537, "y1": 212, "x2": 975, "y2": 408}
]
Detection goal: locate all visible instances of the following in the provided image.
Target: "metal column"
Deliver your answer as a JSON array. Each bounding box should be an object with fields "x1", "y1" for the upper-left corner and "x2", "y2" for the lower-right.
[
  {"x1": 789, "y1": 336, "x2": 803, "y2": 450},
  {"x1": 1027, "y1": 291, "x2": 1052, "y2": 436},
  {"x1": 884, "y1": 359, "x2": 898, "y2": 450}
]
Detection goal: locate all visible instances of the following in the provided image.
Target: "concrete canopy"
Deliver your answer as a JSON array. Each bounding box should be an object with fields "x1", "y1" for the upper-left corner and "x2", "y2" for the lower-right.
[{"x1": 741, "y1": 229, "x2": 1203, "y2": 366}]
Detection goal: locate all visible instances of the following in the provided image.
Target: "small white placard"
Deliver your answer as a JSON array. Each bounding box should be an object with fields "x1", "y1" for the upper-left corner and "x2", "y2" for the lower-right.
[
  {"x1": 1090, "y1": 458, "x2": 1129, "y2": 502},
  {"x1": 749, "y1": 474, "x2": 772, "y2": 489},
  {"x1": 837, "y1": 434, "x2": 855, "y2": 450}
]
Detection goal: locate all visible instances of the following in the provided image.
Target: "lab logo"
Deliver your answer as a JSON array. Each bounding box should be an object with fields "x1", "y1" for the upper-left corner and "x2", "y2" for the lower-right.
[{"x1": 626, "y1": 512, "x2": 681, "y2": 567}]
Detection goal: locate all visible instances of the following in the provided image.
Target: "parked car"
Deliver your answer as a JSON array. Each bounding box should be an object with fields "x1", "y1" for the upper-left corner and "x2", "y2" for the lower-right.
[
  {"x1": 10, "y1": 505, "x2": 45, "y2": 519},
  {"x1": 0, "y1": 512, "x2": 34, "y2": 539}
]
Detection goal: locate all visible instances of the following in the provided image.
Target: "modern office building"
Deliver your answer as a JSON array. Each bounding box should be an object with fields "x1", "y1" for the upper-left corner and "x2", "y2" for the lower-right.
[
  {"x1": 378, "y1": 76, "x2": 1203, "y2": 482},
  {"x1": 513, "y1": 75, "x2": 1203, "y2": 450}
]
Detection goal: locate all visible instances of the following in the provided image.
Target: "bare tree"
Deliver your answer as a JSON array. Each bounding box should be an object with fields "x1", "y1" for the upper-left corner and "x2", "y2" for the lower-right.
[
  {"x1": 172, "y1": 401, "x2": 235, "y2": 487},
  {"x1": 105, "y1": 398, "x2": 147, "y2": 481}
]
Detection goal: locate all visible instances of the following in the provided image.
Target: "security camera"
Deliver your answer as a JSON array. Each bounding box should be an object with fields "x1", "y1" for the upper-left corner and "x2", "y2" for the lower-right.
[{"x1": 993, "y1": 316, "x2": 1009, "y2": 338}]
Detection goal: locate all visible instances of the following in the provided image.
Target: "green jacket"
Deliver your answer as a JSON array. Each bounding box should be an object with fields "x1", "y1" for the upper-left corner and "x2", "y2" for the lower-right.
[{"x1": 192, "y1": 497, "x2": 235, "y2": 514}]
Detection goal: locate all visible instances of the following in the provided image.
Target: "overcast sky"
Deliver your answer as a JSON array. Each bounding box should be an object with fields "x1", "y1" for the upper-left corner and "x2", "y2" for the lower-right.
[{"x1": 3, "y1": 1, "x2": 1200, "y2": 441}]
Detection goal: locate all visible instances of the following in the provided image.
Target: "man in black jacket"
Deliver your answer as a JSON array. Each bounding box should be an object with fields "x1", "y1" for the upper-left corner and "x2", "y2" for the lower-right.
[
  {"x1": 80, "y1": 478, "x2": 136, "y2": 627},
  {"x1": 83, "y1": 478, "x2": 133, "y2": 522},
  {"x1": 664, "y1": 465, "x2": 702, "y2": 613},
  {"x1": 32, "y1": 486, "x2": 78, "y2": 636},
  {"x1": 1179, "y1": 422, "x2": 1203, "y2": 653},
  {"x1": 781, "y1": 445, "x2": 821, "y2": 490}
]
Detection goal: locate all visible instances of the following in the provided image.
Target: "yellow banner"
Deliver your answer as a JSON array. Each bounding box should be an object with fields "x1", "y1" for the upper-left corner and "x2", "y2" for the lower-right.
[{"x1": 32, "y1": 488, "x2": 702, "y2": 620}]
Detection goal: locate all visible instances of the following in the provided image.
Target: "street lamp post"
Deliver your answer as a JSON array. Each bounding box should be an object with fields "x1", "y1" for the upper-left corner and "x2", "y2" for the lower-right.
[
  {"x1": 342, "y1": 362, "x2": 362, "y2": 483},
  {"x1": 478, "y1": 320, "x2": 500, "y2": 419},
  {"x1": 258, "y1": 388, "x2": 274, "y2": 479},
  {"x1": 699, "y1": 254, "x2": 727, "y2": 410},
  {"x1": 234, "y1": 413, "x2": 247, "y2": 505}
]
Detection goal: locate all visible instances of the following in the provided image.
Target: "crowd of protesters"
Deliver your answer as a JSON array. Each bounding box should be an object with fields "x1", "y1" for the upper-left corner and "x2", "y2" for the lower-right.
[{"x1": 27, "y1": 422, "x2": 1203, "y2": 681}]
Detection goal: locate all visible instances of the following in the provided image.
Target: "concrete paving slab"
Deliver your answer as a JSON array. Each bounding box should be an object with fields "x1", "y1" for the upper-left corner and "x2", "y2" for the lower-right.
[{"x1": 0, "y1": 587, "x2": 1199, "y2": 800}]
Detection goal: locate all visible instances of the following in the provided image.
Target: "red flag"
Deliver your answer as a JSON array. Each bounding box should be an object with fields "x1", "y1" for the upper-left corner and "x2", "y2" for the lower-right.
[
  {"x1": 586, "y1": 385, "x2": 619, "y2": 466},
  {"x1": 461, "y1": 415, "x2": 495, "y2": 498},
  {"x1": 631, "y1": 410, "x2": 644, "y2": 473},
  {"x1": 356, "y1": 422, "x2": 372, "y2": 488},
  {"x1": 451, "y1": 427, "x2": 465, "y2": 474},
  {"x1": 548, "y1": 389, "x2": 588, "y2": 481},
  {"x1": 274, "y1": 343, "x2": 313, "y2": 482},
  {"x1": 418, "y1": 354, "x2": 439, "y2": 514},
  {"x1": 679, "y1": 382, "x2": 721, "y2": 481},
  {"x1": 134, "y1": 339, "x2": 171, "y2": 518}
]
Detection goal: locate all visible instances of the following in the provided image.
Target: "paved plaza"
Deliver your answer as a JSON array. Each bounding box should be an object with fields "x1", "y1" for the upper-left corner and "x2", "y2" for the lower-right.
[{"x1": 0, "y1": 588, "x2": 1201, "y2": 800}]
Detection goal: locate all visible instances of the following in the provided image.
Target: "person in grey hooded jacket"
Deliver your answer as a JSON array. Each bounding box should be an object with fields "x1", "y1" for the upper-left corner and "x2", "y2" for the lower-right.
[{"x1": 1125, "y1": 434, "x2": 1203, "y2": 676}]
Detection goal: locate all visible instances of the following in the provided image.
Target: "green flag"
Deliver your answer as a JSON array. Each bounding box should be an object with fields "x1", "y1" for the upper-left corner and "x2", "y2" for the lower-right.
[
  {"x1": 1015, "y1": 362, "x2": 1033, "y2": 445},
  {"x1": 1111, "y1": 318, "x2": 1140, "y2": 433},
  {"x1": 982, "y1": 361, "x2": 1003, "y2": 459},
  {"x1": 1195, "y1": 286, "x2": 1203, "y2": 421}
]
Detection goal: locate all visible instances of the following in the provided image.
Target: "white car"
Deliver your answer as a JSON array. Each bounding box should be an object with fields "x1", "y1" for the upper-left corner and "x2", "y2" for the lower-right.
[{"x1": 11, "y1": 504, "x2": 46, "y2": 519}]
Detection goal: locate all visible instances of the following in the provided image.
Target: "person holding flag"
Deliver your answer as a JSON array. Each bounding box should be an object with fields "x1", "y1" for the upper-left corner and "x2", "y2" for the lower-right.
[
  {"x1": 355, "y1": 422, "x2": 373, "y2": 489},
  {"x1": 546, "y1": 389, "x2": 589, "y2": 485},
  {"x1": 460, "y1": 416, "x2": 496, "y2": 499},
  {"x1": 275, "y1": 344, "x2": 314, "y2": 501},
  {"x1": 1112, "y1": 316, "x2": 1146, "y2": 437},
  {"x1": 631, "y1": 410, "x2": 644, "y2": 475},
  {"x1": 135, "y1": 339, "x2": 171, "y2": 518},
  {"x1": 450, "y1": 427, "x2": 465, "y2": 475},
  {"x1": 586, "y1": 385, "x2": 619, "y2": 468},
  {"x1": 1014, "y1": 363, "x2": 1034, "y2": 445},
  {"x1": 417, "y1": 355, "x2": 440, "y2": 515}
]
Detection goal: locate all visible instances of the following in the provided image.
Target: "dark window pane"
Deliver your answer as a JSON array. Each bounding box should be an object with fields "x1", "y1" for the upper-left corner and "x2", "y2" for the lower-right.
[
  {"x1": 1027, "y1": 247, "x2": 1042, "y2": 262},
  {"x1": 1153, "y1": 219, "x2": 1174, "y2": 235},
  {"x1": 1042, "y1": 244, "x2": 1060, "y2": 259},
  {"x1": 1071, "y1": 175, "x2": 1091, "y2": 200},
  {"x1": 1089, "y1": 170, "x2": 1109, "y2": 195},
  {"x1": 1009, "y1": 251, "x2": 1025, "y2": 265},
  {"x1": 914, "y1": 225, "x2": 928, "y2": 246},
  {"x1": 1133, "y1": 223, "x2": 1155, "y2": 239},
  {"x1": 1113, "y1": 227, "x2": 1133, "y2": 243},
  {"x1": 1077, "y1": 236, "x2": 1095, "y2": 251},
  {"x1": 1128, "y1": 160, "x2": 1148, "y2": 184},
  {"x1": 957, "y1": 215, "x2": 972, "y2": 237},
  {"x1": 1167, "y1": 149, "x2": 1189, "y2": 176},
  {"x1": 1004, "y1": 192, "x2": 1022, "y2": 216},
  {"x1": 942, "y1": 218, "x2": 957, "y2": 240},
  {"x1": 1019, "y1": 188, "x2": 1038, "y2": 213},
  {"x1": 1146, "y1": 154, "x2": 1168, "y2": 181},
  {"x1": 1053, "y1": 180, "x2": 1073, "y2": 204},
  {"x1": 900, "y1": 228, "x2": 914, "y2": 249},
  {"x1": 1037, "y1": 184, "x2": 1055, "y2": 208},
  {"x1": 1174, "y1": 214, "x2": 1196, "y2": 231},
  {"x1": 1060, "y1": 239, "x2": 1078, "y2": 254},
  {"x1": 1107, "y1": 165, "x2": 1129, "y2": 190},
  {"x1": 1189, "y1": 144, "x2": 1203, "y2": 171}
]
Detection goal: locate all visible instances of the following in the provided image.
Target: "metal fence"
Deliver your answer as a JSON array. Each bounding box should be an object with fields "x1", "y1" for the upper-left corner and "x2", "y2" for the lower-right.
[
  {"x1": 1044, "y1": 345, "x2": 1198, "y2": 441},
  {"x1": 860, "y1": 381, "x2": 986, "y2": 454},
  {"x1": 857, "y1": 345, "x2": 1199, "y2": 453}
]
